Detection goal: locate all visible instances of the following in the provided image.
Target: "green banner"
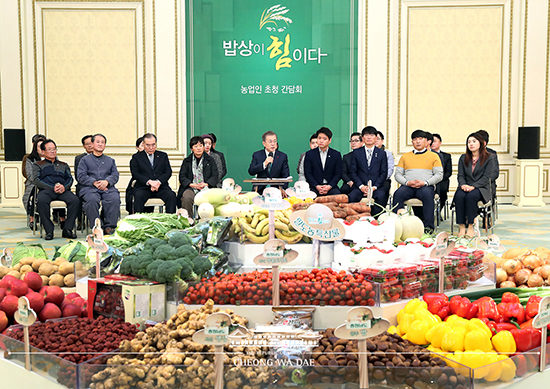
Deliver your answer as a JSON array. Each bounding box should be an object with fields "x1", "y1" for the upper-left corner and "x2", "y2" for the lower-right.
[{"x1": 186, "y1": 0, "x2": 358, "y2": 190}]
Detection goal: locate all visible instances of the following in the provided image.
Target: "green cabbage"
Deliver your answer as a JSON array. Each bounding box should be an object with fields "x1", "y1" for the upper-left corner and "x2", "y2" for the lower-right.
[
  {"x1": 53, "y1": 240, "x2": 88, "y2": 262},
  {"x1": 12, "y1": 243, "x2": 48, "y2": 266}
]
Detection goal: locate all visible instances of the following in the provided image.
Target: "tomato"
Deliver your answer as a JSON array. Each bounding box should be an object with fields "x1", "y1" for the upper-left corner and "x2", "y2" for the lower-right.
[
  {"x1": 345, "y1": 290, "x2": 353, "y2": 299},
  {"x1": 347, "y1": 300, "x2": 354, "y2": 306}
]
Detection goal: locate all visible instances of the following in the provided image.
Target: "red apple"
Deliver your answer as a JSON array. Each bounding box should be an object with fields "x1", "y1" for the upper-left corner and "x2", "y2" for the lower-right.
[
  {"x1": 38, "y1": 303, "x2": 61, "y2": 322},
  {"x1": 65, "y1": 292, "x2": 81, "y2": 303},
  {"x1": 7, "y1": 279, "x2": 29, "y2": 297},
  {"x1": 0, "y1": 288, "x2": 6, "y2": 303},
  {"x1": 23, "y1": 272, "x2": 43, "y2": 292},
  {"x1": 0, "y1": 295, "x2": 19, "y2": 316},
  {"x1": 25, "y1": 292, "x2": 44, "y2": 314},
  {"x1": 0, "y1": 275, "x2": 16, "y2": 290},
  {"x1": 0, "y1": 310, "x2": 7, "y2": 332},
  {"x1": 61, "y1": 303, "x2": 81, "y2": 318},
  {"x1": 72, "y1": 297, "x2": 88, "y2": 311},
  {"x1": 81, "y1": 308, "x2": 88, "y2": 318},
  {"x1": 43, "y1": 286, "x2": 64, "y2": 306}
]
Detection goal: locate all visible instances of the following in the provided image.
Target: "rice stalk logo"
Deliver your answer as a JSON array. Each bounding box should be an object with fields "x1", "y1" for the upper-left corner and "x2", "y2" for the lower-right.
[{"x1": 259, "y1": 4, "x2": 293, "y2": 32}]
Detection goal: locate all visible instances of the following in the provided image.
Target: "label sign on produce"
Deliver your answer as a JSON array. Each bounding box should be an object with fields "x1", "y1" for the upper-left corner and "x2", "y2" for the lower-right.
[
  {"x1": 14, "y1": 296, "x2": 37, "y2": 327},
  {"x1": 533, "y1": 296, "x2": 550, "y2": 329},
  {"x1": 1, "y1": 248, "x2": 12, "y2": 267},
  {"x1": 254, "y1": 239, "x2": 298, "y2": 266},
  {"x1": 346, "y1": 320, "x2": 372, "y2": 330},
  {"x1": 193, "y1": 312, "x2": 233, "y2": 346},
  {"x1": 206, "y1": 326, "x2": 229, "y2": 335},
  {"x1": 292, "y1": 216, "x2": 341, "y2": 240},
  {"x1": 334, "y1": 307, "x2": 390, "y2": 340}
]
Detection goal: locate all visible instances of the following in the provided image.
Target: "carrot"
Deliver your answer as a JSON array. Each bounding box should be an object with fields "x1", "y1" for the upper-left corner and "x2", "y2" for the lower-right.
[
  {"x1": 333, "y1": 210, "x2": 348, "y2": 219},
  {"x1": 344, "y1": 202, "x2": 371, "y2": 213},
  {"x1": 341, "y1": 207, "x2": 358, "y2": 216},
  {"x1": 292, "y1": 203, "x2": 312, "y2": 211},
  {"x1": 323, "y1": 202, "x2": 339, "y2": 208},
  {"x1": 315, "y1": 194, "x2": 349, "y2": 204},
  {"x1": 345, "y1": 212, "x2": 371, "y2": 222}
]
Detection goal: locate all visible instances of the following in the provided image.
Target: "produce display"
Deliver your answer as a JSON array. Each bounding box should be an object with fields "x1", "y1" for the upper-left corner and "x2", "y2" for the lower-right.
[
  {"x1": 293, "y1": 195, "x2": 372, "y2": 222},
  {"x1": 5, "y1": 316, "x2": 138, "y2": 387},
  {"x1": 236, "y1": 208, "x2": 305, "y2": 244},
  {"x1": 489, "y1": 247, "x2": 550, "y2": 288},
  {"x1": 0, "y1": 255, "x2": 85, "y2": 288},
  {"x1": 183, "y1": 269, "x2": 377, "y2": 306},
  {"x1": 87, "y1": 299, "x2": 271, "y2": 389}
]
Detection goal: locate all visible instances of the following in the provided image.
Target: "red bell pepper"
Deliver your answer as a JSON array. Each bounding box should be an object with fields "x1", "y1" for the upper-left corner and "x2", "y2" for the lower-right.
[
  {"x1": 425, "y1": 294, "x2": 451, "y2": 320},
  {"x1": 474, "y1": 296, "x2": 501, "y2": 322},
  {"x1": 449, "y1": 296, "x2": 479, "y2": 319},
  {"x1": 510, "y1": 328, "x2": 542, "y2": 353},
  {"x1": 497, "y1": 302, "x2": 526, "y2": 324},
  {"x1": 479, "y1": 318, "x2": 498, "y2": 334},
  {"x1": 495, "y1": 322, "x2": 520, "y2": 332},
  {"x1": 525, "y1": 295, "x2": 542, "y2": 320},
  {"x1": 501, "y1": 292, "x2": 520, "y2": 304}
]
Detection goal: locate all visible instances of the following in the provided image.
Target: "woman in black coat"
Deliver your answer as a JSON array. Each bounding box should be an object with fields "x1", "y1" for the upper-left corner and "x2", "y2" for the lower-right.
[
  {"x1": 453, "y1": 132, "x2": 496, "y2": 237},
  {"x1": 177, "y1": 136, "x2": 218, "y2": 216}
]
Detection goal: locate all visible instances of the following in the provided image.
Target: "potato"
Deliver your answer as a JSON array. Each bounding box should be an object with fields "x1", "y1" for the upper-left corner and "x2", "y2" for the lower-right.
[
  {"x1": 38, "y1": 262, "x2": 55, "y2": 276},
  {"x1": 0, "y1": 266, "x2": 10, "y2": 278},
  {"x1": 7, "y1": 271, "x2": 20, "y2": 279},
  {"x1": 41, "y1": 275, "x2": 49, "y2": 286},
  {"x1": 12, "y1": 263, "x2": 21, "y2": 272},
  {"x1": 49, "y1": 273, "x2": 65, "y2": 287},
  {"x1": 19, "y1": 265, "x2": 33, "y2": 275},
  {"x1": 58, "y1": 261, "x2": 75, "y2": 276},
  {"x1": 53, "y1": 257, "x2": 68, "y2": 266},
  {"x1": 64, "y1": 274, "x2": 76, "y2": 287},
  {"x1": 76, "y1": 269, "x2": 88, "y2": 278},
  {"x1": 20, "y1": 257, "x2": 35, "y2": 266},
  {"x1": 74, "y1": 261, "x2": 84, "y2": 270},
  {"x1": 32, "y1": 258, "x2": 47, "y2": 271}
]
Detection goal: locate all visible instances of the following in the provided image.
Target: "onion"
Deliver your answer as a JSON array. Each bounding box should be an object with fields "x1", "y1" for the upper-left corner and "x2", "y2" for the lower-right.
[
  {"x1": 522, "y1": 254, "x2": 542, "y2": 270},
  {"x1": 502, "y1": 259, "x2": 521, "y2": 275},
  {"x1": 514, "y1": 268, "x2": 532, "y2": 285},
  {"x1": 496, "y1": 268, "x2": 508, "y2": 284},
  {"x1": 518, "y1": 284, "x2": 529, "y2": 288},
  {"x1": 499, "y1": 281, "x2": 517, "y2": 288},
  {"x1": 533, "y1": 267, "x2": 541, "y2": 275},
  {"x1": 507, "y1": 276, "x2": 515, "y2": 282},
  {"x1": 528, "y1": 274, "x2": 544, "y2": 287},
  {"x1": 539, "y1": 264, "x2": 550, "y2": 280}
]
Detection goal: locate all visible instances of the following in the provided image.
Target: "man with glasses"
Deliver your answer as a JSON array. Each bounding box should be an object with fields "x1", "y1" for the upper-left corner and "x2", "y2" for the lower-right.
[
  {"x1": 348, "y1": 126, "x2": 388, "y2": 216},
  {"x1": 129, "y1": 133, "x2": 177, "y2": 213},
  {"x1": 31, "y1": 139, "x2": 80, "y2": 240},
  {"x1": 340, "y1": 132, "x2": 363, "y2": 195},
  {"x1": 248, "y1": 130, "x2": 290, "y2": 194},
  {"x1": 77, "y1": 133, "x2": 120, "y2": 235}
]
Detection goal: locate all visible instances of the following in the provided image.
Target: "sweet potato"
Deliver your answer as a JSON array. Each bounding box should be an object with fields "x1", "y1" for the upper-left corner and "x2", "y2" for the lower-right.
[
  {"x1": 340, "y1": 207, "x2": 358, "y2": 216},
  {"x1": 345, "y1": 212, "x2": 371, "y2": 222},
  {"x1": 332, "y1": 210, "x2": 347, "y2": 219},
  {"x1": 315, "y1": 195, "x2": 349, "y2": 204},
  {"x1": 292, "y1": 202, "x2": 312, "y2": 211},
  {"x1": 343, "y1": 202, "x2": 371, "y2": 213}
]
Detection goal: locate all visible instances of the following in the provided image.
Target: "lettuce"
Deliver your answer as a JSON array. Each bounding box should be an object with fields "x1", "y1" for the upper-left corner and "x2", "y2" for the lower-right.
[
  {"x1": 12, "y1": 243, "x2": 48, "y2": 266},
  {"x1": 53, "y1": 240, "x2": 88, "y2": 263}
]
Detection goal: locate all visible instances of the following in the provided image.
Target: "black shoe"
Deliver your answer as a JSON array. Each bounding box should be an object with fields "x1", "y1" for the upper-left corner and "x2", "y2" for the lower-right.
[
  {"x1": 45, "y1": 232, "x2": 54, "y2": 240},
  {"x1": 29, "y1": 221, "x2": 34, "y2": 230},
  {"x1": 60, "y1": 220, "x2": 65, "y2": 229},
  {"x1": 62, "y1": 229, "x2": 77, "y2": 239},
  {"x1": 104, "y1": 227, "x2": 115, "y2": 236}
]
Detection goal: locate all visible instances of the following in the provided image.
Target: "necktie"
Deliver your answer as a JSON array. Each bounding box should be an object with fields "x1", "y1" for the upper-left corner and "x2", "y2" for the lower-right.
[
  {"x1": 367, "y1": 149, "x2": 373, "y2": 166},
  {"x1": 149, "y1": 154, "x2": 154, "y2": 167},
  {"x1": 267, "y1": 152, "x2": 274, "y2": 174}
]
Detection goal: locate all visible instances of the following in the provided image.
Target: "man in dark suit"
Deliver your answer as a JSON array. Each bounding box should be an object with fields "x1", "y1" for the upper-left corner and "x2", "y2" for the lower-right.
[
  {"x1": 304, "y1": 127, "x2": 342, "y2": 197},
  {"x1": 248, "y1": 130, "x2": 290, "y2": 193},
  {"x1": 431, "y1": 133, "x2": 452, "y2": 209},
  {"x1": 348, "y1": 126, "x2": 388, "y2": 216},
  {"x1": 340, "y1": 132, "x2": 363, "y2": 195},
  {"x1": 129, "y1": 133, "x2": 177, "y2": 213}
]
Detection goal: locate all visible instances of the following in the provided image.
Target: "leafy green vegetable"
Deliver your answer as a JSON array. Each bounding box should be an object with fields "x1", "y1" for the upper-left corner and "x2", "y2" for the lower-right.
[
  {"x1": 12, "y1": 243, "x2": 48, "y2": 266},
  {"x1": 53, "y1": 240, "x2": 87, "y2": 262},
  {"x1": 115, "y1": 213, "x2": 190, "y2": 244}
]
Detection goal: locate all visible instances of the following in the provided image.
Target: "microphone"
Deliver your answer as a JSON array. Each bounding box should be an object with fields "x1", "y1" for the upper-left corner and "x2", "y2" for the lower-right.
[{"x1": 267, "y1": 152, "x2": 274, "y2": 173}]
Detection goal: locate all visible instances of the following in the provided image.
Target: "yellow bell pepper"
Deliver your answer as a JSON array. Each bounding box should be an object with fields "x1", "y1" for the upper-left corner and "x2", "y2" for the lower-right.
[
  {"x1": 491, "y1": 330, "x2": 516, "y2": 354},
  {"x1": 461, "y1": 349, "x2": 490, "y2": 379},
  {"x1": 468, "y1": 318, "x2": 493, "y2": 339},
  {"x1": 484, "y1": 353, "x2": 504, "y2": 382},
  {"x1": 425, "y1": 322, "x2": 450, "y2": 349},
  {"x1": 446, "y1": 314, "x2": 470, "y2": 330},
  {"x1": 413, "y1": 307, "x2": 439, "y2": 328},
  {"x1": 403, "y1": 298, "x2": 427, "y2": 314},
  {"x1": 441, "y1": 327, "x2": 466, "y2": 352},
  {"x1": 387, "y1": 325, "x2": 398, "y2": 335},
  {"x1": 407, "y1": 319, "x2": 430, "y2": 345},
  {"x1": 498, "y1": 356, "x2": 517, "y2": 382},
  {"x1": 397, "y1": 312, "x2": 415, "y2": 334},
  {"x1": 464, "y1": 329, "x2": 493, "y2": 352},
  {"x1": 445, "y1": 350, "x2": 468, "y2": 377}
]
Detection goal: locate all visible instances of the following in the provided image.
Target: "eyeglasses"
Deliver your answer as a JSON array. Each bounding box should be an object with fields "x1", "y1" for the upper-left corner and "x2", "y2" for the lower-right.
[
  {"x1": 45, "y1": 148, "x2": 57, "y2": 152},
  {"x1": 265, "y1": 139, "x2": 277, "y2": 144},
  {"x1": 350, "y1": 139, "x2": 362, "y2": 143}
]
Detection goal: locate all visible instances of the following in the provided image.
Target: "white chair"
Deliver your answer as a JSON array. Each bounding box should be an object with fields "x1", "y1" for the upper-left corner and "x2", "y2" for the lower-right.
[
  {"x1": 33, "y1": 200, "x2": 68, "y2": 238},
  {"x1": 404, "y1": 194, "x2": 441, "y2": 229},
  {"x1": 144, "y1": 198, "x2": 166, "y2": 213}
]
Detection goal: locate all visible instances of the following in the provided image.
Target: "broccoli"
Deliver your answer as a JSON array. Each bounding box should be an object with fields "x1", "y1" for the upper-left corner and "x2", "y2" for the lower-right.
[
  {"x1": 146, "y1": 260, "x2": 164, "y2": 280},
  {"x1": 119, "y1": 254, "x2": 136, "y2": 275},
  {"x1": 154, "y1": 260, "x2": 183, "y2": 283},
  {"x1": 175, "y1": 258, "x2": 195, "y2": 280},
  {"x1": 191, "y1": 255, "x2": 212, "y2": 278},
  {"x1": 168, "y1": 232, "x2": 193, "y2": 248},
  {"x1": 153, "y1": 244, "x2": 176, "y2": 261},
  {"x1": 131, "y1": 250, "x2": 154, "y2": 276},
  {"x1": 174, "y1": 244, "x2": 198, "y2": 262},
  {"x1": 144, "y1": 237, "x2": 166, "y2": 251}
]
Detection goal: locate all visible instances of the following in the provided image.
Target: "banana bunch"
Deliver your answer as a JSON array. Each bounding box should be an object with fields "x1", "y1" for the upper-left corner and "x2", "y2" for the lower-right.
[{"x1": 237, "y1": 209, "x2": 304, "y2": 244}]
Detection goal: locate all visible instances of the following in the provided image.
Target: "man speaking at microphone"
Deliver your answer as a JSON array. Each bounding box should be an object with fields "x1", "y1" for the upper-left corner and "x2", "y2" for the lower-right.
[{"x1": 248, "y1": 130, "x2": 290, "y2": 194}]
